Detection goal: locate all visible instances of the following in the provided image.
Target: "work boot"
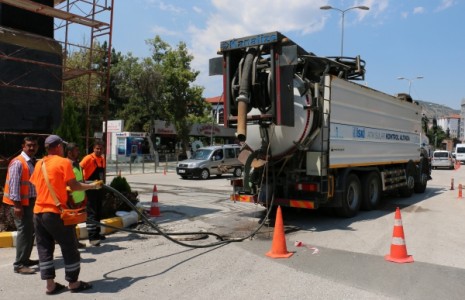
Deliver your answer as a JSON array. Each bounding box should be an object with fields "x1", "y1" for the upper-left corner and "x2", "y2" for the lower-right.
[{"x1": 24, "y1": 259, "x2": 39, "y2": 267}]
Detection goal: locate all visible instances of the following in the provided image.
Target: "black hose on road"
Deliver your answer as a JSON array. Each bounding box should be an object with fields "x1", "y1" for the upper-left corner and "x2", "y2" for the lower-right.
[{"x1": 90, "y1": 184, "x2": 276, "y2": 249}]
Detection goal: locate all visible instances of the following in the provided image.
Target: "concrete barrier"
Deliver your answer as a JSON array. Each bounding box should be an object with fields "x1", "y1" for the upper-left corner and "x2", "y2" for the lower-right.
[{"x1": 0, "y1": 210, "x2": 139, "y2": 248}]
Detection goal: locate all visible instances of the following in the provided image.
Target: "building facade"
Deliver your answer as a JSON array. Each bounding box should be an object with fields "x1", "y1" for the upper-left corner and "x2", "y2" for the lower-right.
[
  {"x1": 461, "y1": 99, "x2": 465, "y2": 142},
  {"x1": 437, "y1": 114, "x2": 460, "y2": 139}
]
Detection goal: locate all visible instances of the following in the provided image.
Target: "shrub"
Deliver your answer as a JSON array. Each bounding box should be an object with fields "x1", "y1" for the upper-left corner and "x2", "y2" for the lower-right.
[
  {"x1": 110, "y1": 175, "x2": 132, "y2": 193},
  {"x1": 101, "y1": 175, "x2": 139, "y2": 219}
]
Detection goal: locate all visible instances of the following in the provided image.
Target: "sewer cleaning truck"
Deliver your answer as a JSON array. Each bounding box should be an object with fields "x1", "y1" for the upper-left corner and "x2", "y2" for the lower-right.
[{"x1": 209, "y1": 31, "x2": 431, "y2": 217}]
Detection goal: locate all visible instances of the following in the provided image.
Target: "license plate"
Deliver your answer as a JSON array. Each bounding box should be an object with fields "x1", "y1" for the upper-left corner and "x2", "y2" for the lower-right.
[{"x1": 178, "y1": 169, "x2": 186, "y2": 173}]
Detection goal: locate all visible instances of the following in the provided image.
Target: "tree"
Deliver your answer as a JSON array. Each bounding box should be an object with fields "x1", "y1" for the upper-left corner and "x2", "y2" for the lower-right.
[
  {"x1": 146, "y1": 36, "x2": 210, "y2": 154},
  {"x1": 61, "y1": 36, "x2": 212, "y2": 157},
  {"x1": 110, "y1": 54, "x2": 165, "y2": 131},
  {"x1": 60, "y1": 41, "x2": 119, "y2": 150},
  {"x1": 427, "y1": 117, "x2": 447, "y2": 149},
  {"x1": 55, "y1": 97, "x2": 84, "y2": 147}
]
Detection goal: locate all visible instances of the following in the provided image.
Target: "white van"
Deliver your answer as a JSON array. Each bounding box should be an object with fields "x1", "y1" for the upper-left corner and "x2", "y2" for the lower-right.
[
  {"x1": 455, "y1": 144, "x2": 465, "y2": 164},
  {"x1": 431, "y1": 150, "x2": 455, "y2": 169},
  {"x1": 176, "y1": 145, "x2": 243, "y2": 179}
]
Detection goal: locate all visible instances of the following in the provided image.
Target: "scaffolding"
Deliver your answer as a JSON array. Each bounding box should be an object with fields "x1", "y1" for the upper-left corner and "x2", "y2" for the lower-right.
[{"x1": 0, "y1": 0, "x2": 114, "y2": 150}]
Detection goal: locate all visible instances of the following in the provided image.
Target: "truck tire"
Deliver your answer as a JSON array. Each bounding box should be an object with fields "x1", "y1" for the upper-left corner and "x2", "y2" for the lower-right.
[
  {"x1": 414, "y1": 157, "x2": 428, "y2": 193},
  {"x1": 399, "y1": 162, "x2": 415, "y2": 197},
  {"x1": 361, "y1": 171, "x2": 382, "y2": 210},
  {"x1": 335, "y1": 173, "x2": 362, "y2": 217}
]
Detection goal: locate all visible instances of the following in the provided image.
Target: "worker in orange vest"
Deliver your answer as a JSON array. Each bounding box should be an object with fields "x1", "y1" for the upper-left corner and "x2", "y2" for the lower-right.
[
  {"x1": 80, "y1": 139, "x2": 106, "y2": 246},
  {"x1": 30, "y1": 135, "x2": 101, "y2": 295},
  {"x1": 3, "y1": 136, "x2": 39, "y2": 274}
]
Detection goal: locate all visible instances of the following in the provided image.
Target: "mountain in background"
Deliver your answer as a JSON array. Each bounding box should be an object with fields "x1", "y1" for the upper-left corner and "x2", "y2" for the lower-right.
[{"x1": 416, "y1": 100, "x2": 460, "y2": 119}]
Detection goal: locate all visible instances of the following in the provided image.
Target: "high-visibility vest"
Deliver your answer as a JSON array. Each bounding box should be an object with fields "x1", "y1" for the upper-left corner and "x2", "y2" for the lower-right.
[
  {"x1": 70, "y1": 164, "x2": 85, "y2": 204},
  {"x1": 2, "y1": 155, "x2": 31, "y2": 206}
]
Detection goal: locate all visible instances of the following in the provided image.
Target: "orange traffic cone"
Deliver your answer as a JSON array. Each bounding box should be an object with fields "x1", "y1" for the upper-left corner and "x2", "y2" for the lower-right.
[
  {"x1": 385, "y1": 207, "x2": 413, "y2": 263},
  {"x1": 149, "y1": 185, "x2": 161, "y2": 217},
  {"x1": 266, "y1": 206, "x2": 293, "y2": 259},
  {"x1": 458, "y1": 184, "x2": 463, "y2": 199}
]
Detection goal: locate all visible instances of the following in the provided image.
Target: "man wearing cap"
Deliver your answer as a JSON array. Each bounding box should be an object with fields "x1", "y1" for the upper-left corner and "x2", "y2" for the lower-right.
[
  {"x1": 30, "y1": 135, "x2": 102, "y2": 295},
  {"x1": 3, "y1": 136, "x2": 39, "y2": 274},
  {"x1": 80, "y1": 139, "x2": 106, "y2": 246}
]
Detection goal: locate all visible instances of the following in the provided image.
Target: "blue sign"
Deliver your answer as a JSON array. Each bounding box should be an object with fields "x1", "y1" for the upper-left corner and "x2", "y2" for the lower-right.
[
  {"x1": 353, "y1": 127, "x2": 365, "y2": 139},
  {"x1": 221, "y1": 32, "x2": 278, "y2": 51}
]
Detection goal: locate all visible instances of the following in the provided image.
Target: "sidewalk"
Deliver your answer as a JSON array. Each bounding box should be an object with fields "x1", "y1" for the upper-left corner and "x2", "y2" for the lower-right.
[{"x1": 106, "y1": 161, "x2": 178, "y2": 176}]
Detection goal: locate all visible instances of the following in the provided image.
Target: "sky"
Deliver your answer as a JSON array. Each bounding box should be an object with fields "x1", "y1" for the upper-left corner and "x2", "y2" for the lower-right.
[{"x1": 106, "y1": 0, "x2": 464, "y2": 109}]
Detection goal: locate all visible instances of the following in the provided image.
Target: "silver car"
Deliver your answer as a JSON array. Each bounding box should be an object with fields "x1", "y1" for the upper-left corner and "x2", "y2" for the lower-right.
[
  {"x1": 431, "y1": 150, "x2": 455, "y2": 170},
  {"x1": 176, "y1": 145, "x2": 243, "y2": 179}
]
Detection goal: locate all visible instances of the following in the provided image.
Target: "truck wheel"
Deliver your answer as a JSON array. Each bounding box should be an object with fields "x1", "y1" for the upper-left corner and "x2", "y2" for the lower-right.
[
  {"x1": 361, "y1": 172, "x2": 381, "y2": 210},
  {"x1": 233, "y1": 167, "x2": 242, "y2": 177},
  {"x1": 414, "y1": 157, "x2": 428, "y2": 193},
  {"x1": 200, "y1": 169, "x2": 210, "y2": 180},
  {"x1": 400, "y1": 162, "x2": 415, "y2": 197},
  {"x1": 335, "y1": 173, "x2": 362, "y2": 217}
]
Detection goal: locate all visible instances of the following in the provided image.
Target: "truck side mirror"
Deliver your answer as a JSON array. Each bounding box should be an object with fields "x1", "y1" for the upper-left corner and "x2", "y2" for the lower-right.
[{"x1": 209, "y1": 57, "x2": 223, "y2": 76}]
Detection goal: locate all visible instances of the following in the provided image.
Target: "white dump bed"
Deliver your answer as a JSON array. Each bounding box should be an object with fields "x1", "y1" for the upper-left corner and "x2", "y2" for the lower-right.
[{"x1": 323, "y1": 75, "x2": 422, "y2": 168}]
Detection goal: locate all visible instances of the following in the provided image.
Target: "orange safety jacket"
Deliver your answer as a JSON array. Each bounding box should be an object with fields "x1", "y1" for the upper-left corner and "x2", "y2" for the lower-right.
[
  {"x1": 80, "y1": 153, "x2": 106, "y2": 181},
  {"x1": 2, "y1": 155, "x2": 30, "y2": 206}
]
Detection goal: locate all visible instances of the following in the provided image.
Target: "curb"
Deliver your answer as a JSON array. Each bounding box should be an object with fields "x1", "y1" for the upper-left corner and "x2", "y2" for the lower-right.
[{"x1": 0, "y1": 210, "x2": 140, "y2": 248}]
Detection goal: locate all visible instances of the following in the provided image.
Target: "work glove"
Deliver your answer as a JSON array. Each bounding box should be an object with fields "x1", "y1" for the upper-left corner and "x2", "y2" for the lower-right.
[{"x1": 90, "y1": 180, "x2": 104, "y2": 190}]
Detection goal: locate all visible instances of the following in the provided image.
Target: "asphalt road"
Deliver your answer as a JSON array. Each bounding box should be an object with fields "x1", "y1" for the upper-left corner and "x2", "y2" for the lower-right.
[{"x1": 1, "y1": 166, "x2": 465, "y2": 299}]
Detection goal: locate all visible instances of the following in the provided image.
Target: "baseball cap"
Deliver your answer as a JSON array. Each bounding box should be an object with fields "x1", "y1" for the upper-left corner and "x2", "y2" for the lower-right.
[{"x1": 45, "y1": 135, "x2": 68, "y2": 147}]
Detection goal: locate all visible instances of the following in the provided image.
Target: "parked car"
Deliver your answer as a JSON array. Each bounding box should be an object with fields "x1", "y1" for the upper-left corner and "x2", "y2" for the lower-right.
[
  {"x1": 176, "y1": 144, "x2": 243, "y2": 179},
  {"x1": 431, "y1": 150, "x2": 455, "y2": 170}
]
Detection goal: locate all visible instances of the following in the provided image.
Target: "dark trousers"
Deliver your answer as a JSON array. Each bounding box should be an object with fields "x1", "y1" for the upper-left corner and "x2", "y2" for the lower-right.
[
  {"x1": 86, "y1": 189, "x2": 103, "y2": 241},
  {"x1": 11, "y1": 198, "x2": 35, "y2": 269},
  {"x1": 33, "y1": 213, "x2": 80, "y2": 282}
]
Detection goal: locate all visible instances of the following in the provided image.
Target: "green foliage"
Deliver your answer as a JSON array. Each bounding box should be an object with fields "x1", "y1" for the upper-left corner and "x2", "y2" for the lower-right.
[
  {"x1": 61, "y1": 35, "x2": 211, "y2": 154},
  {"x1": 427, "y1": 117, "x2": 447, "y2": 149},
  {"x1": 55, "y1": 97, "x2": 85, "y2": 147},
  {"x1": 111, "y1": 55, "x2": 164, "y2": 132},
  {"x1": 109, "y1": 175, "x2": 132, "y2": 193},
  {"x1": 61, "y1": 41, "x2": 113, "y2": 141},
  {"x1": 145, "y1": 36, "x2": 209, "y2": 153}
]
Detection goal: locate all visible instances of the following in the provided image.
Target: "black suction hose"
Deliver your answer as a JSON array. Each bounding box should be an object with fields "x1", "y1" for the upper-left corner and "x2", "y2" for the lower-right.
[
  {"x1": 92, "y1": 184, "x2": 281, "y2": 249},
  {"x1": 236, "y1": 48, "x2": 256, "y2": 142}
]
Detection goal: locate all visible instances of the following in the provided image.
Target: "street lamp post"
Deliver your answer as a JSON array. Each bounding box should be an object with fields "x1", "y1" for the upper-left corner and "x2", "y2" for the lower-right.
[
  {"x1": 397, "y1": 76, "x2": 424, "y2": 95},
  {"x1": 320, "y1": 5, "x2": 370, "y2": 57}
]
